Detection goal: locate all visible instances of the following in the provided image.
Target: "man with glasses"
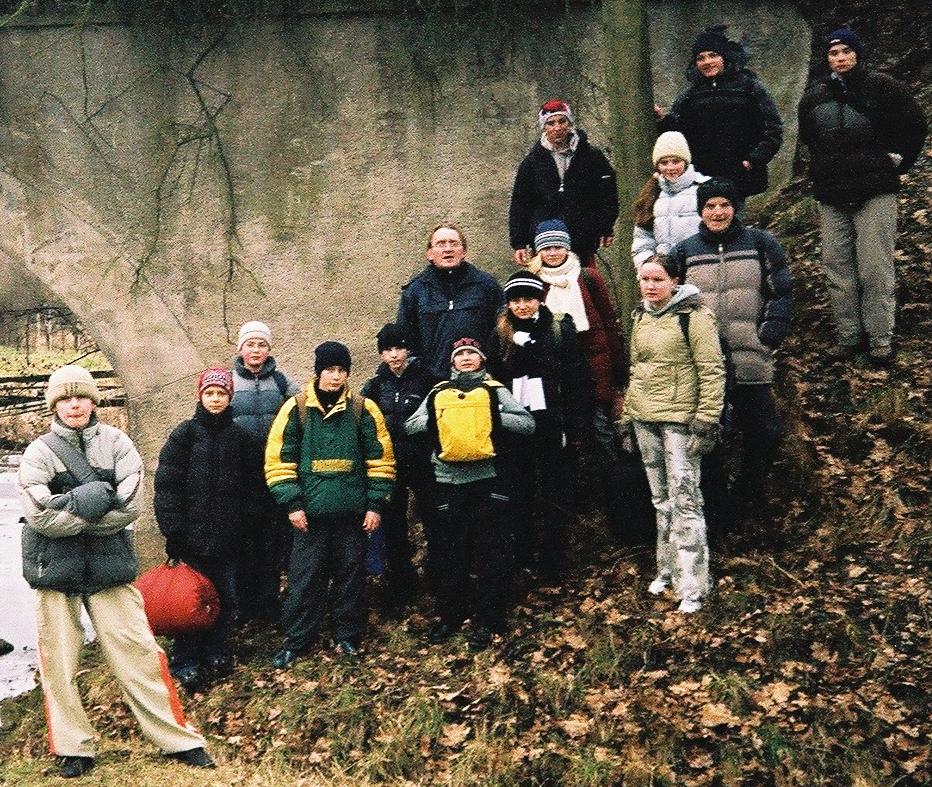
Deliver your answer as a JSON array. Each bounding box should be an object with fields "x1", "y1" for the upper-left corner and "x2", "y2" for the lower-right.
[{"x1": 396, "y1": 223, "x2": 504, "y2": 383}]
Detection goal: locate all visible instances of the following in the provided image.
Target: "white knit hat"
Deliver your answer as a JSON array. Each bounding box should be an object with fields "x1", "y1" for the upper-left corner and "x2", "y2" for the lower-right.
[
  {"x1": 45, "y1": 365, "x2": 100, "y2": 411},
  {"x1": 652, "y1": 131, "x2": 691, "y2": 166},
  {"x1": 237, "y1": 320, "x2": 272, "y2": 350}
]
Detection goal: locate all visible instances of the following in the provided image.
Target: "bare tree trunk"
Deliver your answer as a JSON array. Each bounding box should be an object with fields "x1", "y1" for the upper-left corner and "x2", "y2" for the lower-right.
[{"x1": 602, "y1": 0, "x2": 655, "y2": 336}]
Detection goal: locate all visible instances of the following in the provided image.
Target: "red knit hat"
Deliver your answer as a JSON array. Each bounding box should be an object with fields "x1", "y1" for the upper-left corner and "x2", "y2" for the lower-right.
[{"x1": 197, "y1": 367, "x2": 233, "y2": 398}]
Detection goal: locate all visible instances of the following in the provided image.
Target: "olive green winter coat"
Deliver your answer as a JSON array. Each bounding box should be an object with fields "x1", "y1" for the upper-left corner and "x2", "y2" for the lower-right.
[{"x1": 623, "y1": 286, "x2": 725, "y2": 426}]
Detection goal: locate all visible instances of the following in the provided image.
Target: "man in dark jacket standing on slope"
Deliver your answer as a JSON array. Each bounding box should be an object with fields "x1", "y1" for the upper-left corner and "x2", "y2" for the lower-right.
[
  {"x1": 509, "y1": 99, "x2": 619, "y2": 267},
  {"x1": 797, "y1": 27, "x2": 927, "y2": 365},
  {"x1": 396, "y1": 223, "x2": 504, "y2": 382}
]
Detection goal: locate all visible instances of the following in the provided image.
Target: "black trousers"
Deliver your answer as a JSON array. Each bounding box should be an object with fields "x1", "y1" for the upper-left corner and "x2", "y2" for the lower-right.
[
  {"x1": 170, "y1": 554, "x2": 236, "y2": 673},
  {"x1": 509, "y1": 415, "x2": 569, "y2": 574},
  {"x1": 281, "y1": 514, "x2": 366, "y2": 647},
  {"x1": 381, "y1": 459, "x2": 436, "y2": 591},
  {"x1": 236, "y1": 496, "x2": 291, "y2": 618},
  {"x1": 433, "y1": 480, "x2": 512, "y2": 630}
]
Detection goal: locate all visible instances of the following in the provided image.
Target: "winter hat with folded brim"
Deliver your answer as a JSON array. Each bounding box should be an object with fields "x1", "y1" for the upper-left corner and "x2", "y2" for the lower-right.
[
  {"x1": 697, "y1": 178, "x2": 740, "y2": 212},
  {"x1": 46, "y1": 365, "x2": 100, "y2": 411},
  {"x1": 824, "y1": 27, "x2": 862, "y2": 58},
  {"x1": 534, "y1": 219, "x2": 572, "y2": 252},
  {"x1": 691, "y1": 26, "x2": 729, "y2": 58},
  {"x1": 376, "y1": 323, "x2": 409, "y2": 353},
  {"x1": 504, "y1": 271, "x2": 546, "y2": 301},
  {"x1": 538, "y1": 99, "x2": 574, "y2": 129},
  {"x1": 315, "y1": 341, "x2": 352, "y2": 375},
  {"x1": 450, "y1": 337, "x2": 486, "y2": 364},
  {"x1": 237, "y1": 320, "x2": 272, "y2": 351},
  {"x1": 652, "y1": 131, "x2": 691, "y2": 166}
]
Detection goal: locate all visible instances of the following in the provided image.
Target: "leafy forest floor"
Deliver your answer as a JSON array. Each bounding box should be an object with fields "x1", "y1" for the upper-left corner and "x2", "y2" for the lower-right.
[{"x1": 1, "y1": 4, "x2": 930, "y2": 786}]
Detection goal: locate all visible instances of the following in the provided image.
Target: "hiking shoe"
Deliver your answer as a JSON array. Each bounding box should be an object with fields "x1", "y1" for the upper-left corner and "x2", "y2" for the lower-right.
[
  {"x1": 647, "y1": 577, "x2": 670, "y2": 595},
  {"x1": 468, "y1": 625, "x2": 493, "y2": 652},
  {"x1": 0, "y1": 638, "x2": 13, "y2": 657},
  {"x1": 206, "y1": 654, "x2": 234, "y2": 679},
  {"x1": 677, "y1": 598, "x2": 703, "y2": 614},
  {"x1": 174, "y1": 666, "x2": 203, "y2": 693},
  {"x1": 868, "y1": 344, "x2": 894, "y2": 365},
  {"x1": 826, "y1": 343, "x2": 860, "y2": 360},
  {"x1": 165, "y1": 747, "x2": 216, "y2": 769},
  {"x1": 334, "y1": 639, "x2": 361, "y2": 657},
  {"x1": 59, "y1": 756, "x2": 95, "y2": 778},
  {"x1": 427, "y1": 621, "x2": 460, "y2": 644},
  {"x1": 272, "y1": 648, "x2": 304, "y2": 669}
]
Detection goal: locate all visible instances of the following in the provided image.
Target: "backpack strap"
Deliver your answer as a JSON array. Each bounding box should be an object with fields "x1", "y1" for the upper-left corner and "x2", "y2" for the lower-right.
[
  {"x1": 292, "y1": 390, "x2": 364, "y2": 428},
  {"x1": 271, "y1": 370, "x2": 289, "y2": 399},
  {"x1": 39, "y1": 432, "x2": 100, "y2": 485}
]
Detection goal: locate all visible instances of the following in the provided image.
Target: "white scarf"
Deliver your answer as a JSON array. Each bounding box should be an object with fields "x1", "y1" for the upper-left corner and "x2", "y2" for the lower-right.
[{"x1": 537, "y1": 252, "x2": 590, "y2": 332}]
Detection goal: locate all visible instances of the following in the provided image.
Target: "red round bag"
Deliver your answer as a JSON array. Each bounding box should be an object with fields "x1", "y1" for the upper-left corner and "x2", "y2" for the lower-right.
[{"x1": 135, "y1": 561, "x2": 220, "y2": 635}]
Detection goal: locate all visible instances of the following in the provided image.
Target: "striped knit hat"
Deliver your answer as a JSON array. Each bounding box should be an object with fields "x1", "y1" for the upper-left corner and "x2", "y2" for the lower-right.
[
  {"x1": 45, "y1": 365, "x2": 101, "y2": 411},
  {"x1": 197, "y1": 367, "x2": 234, "y2": 398},
  {"x1": 504, "y1": 271, "x2": 545, "y2": 301},
  {"x1": 534, "y1": 219, "x2": 572, "y2": 252},
  {"x1": 538, "y1": 99, "x2": 574, "y2": 129}
]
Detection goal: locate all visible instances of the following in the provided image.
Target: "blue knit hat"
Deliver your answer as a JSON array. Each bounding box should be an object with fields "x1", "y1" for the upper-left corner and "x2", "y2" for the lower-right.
[
  {"x1": 534, "y1": 219, "x2": 572, "y2": 252},
  {"x1": 824, "y1": 27, "x2": 862, "y2": 58}
]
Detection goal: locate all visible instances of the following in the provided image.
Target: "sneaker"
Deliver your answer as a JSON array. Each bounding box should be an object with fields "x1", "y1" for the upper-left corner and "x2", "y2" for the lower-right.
[
  {"x1": 868, "y1": 344, "x2": 894, "y2": 365},
  {"x1": 334, "y1": 638, "x2": 360, "y2": 657},
  {"x1": 173, "y1": 666, "x2": 203, "y2": 693},
  {"x1": 468, "y1": 625, "x2": 493, "y2": 652},
  {"x1": 647, "y1": 578, "x2": 670, "y2": 595},
  {"x1": 677, "y1": 598, "x2": 703, "y2": 614},
  {"x1": 165, "y1": 747, "x2": 216, "y2": 768},
  {"x1": 206, "y1": 654, "x2": 234, "y2": 679},
  {"x1": 826, "y1": 343, "x2": 860, "y2": 360},
  {"x1": 59, "y1": 756, "x2": 95, "y2": 778},
  {"x1": 427, "y1": 621, "x2": 461, "y2": 644},
  {"x1": 272, "y1": 648, "x2": 304, "y2": 669}
]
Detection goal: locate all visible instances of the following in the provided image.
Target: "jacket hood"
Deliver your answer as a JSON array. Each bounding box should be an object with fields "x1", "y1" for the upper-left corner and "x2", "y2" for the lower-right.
[
  {"x1": 193, "y1": 401, "x2": 234, "y2": 428},
  {"x1": 51, "y1": 413, "x2": 100, "y2": 443},
  {"x1": 449, "y1": 369, "x2": 489, "y2": 388},
  {"x1": 639, "y1": 283, "x2": 702, "y2": 317},
  {"x1": 534, "y1": 127, "x2": 590, "y2": 155},
  {"x1": 234, "y1": 354, "x2": 278, "y2": 379}
]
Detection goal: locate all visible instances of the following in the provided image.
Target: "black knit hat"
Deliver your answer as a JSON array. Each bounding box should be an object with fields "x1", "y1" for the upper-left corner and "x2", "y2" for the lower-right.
[
  {"x1": 697, "y1": 178, "x2": 740, "y2": 212},
  {"x1": 504, "y1": 271, "x2": 545, "y2": 301},
  {"x1": 315, "y1": 341, "x2": 351, "y2": 375},
  {"x1": 691, "y1": 25, "x2": 729, "y2": 58},
  {"x1": 376, "y1": 323, "x2": 409, "y2": 353},
  {"x1": 824, "y1": 27, "x2": 862, "y2": 58}
]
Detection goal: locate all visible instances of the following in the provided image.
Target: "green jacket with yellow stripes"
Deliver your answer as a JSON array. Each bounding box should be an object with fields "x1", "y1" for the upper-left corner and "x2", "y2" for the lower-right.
[{"x1": 264, "y1": 382, "x2": 395, "y2": 517}]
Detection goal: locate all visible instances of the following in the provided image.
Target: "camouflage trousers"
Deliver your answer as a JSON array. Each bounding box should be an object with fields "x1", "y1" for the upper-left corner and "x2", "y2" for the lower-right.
[{"x1": 633, "y1": 421, "x2": 710, "y2": 603}]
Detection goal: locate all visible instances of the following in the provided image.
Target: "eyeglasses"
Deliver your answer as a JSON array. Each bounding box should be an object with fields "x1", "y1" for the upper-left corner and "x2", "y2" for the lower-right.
[{"x1": 432, "y1": 239, "x2": 463, "y2": 249}]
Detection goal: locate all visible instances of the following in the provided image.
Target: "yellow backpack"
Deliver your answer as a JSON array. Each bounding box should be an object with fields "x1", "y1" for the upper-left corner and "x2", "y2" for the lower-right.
[{"x1": 426, "y1": 379, "x2": 503, "y2": 462}]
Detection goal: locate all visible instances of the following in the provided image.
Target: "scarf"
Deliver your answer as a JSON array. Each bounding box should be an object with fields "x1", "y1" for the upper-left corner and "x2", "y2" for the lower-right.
[{"x1": 537, "y1": 252, "x2": 589, "y2": 332}]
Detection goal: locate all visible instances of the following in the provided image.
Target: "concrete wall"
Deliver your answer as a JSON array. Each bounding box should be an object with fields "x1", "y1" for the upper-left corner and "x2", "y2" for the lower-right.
[{"x1": 0, "y1": 2, "x2": 809, "y2": 560}]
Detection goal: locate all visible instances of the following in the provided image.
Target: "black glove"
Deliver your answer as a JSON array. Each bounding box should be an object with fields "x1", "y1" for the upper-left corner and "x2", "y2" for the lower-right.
[
  {"x1": 69, "y1": 481, "x2": 116, "y2": 521},
  {"x1": 686, "y1": 419, "x2": 720, "y2": 456}
]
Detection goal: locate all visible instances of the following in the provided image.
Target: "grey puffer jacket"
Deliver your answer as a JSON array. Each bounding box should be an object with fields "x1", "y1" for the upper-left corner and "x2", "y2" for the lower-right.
[
  {"x1": 231, "y1": 355, "x2": 300, "y2": 439},
  {"x1": 19, "y1": 416, "x2": 143, "y2": 595},
  {"x1": 668, "y1": 220, "x2": 792, "y2": 385}
]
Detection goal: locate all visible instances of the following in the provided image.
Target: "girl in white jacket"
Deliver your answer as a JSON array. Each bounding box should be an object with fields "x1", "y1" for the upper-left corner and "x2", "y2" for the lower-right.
[{"x1": 631, "y1": 132, "x2": 709, "y2": 270}]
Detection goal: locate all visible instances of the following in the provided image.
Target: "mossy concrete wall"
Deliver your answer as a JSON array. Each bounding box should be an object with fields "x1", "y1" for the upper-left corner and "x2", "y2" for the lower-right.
[{"x1": 0, "y1": 2, "x2": 808, "y2": 561}]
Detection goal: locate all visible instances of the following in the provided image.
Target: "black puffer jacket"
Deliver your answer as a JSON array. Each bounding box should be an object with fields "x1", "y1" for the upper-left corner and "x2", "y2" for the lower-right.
[
  {"x1": 797, "y1": 65, "x2": 927, "y2": 208},
  {"x1": 509, "y1": 129, "x2": 619, "y2": 261},
  {"x1": 361, "y1": 358, "x2": 434, "y2": 468},
  {"x1": 486, "y1": 305, "x2": 592, "y2": 438},
  {"x1": 154, "y1": 404, "x2": 263, "y2": 559},
  {"x1": 662, "y1": 59, "x2": 782, "y2": 199}
]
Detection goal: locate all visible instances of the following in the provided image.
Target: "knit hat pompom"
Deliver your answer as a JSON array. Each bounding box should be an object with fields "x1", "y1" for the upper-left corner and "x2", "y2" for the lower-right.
[
  {"x1": 697, "y1": 178, "x2": 740, "y2": 212},
  {"x1": 824, "y1": 27, "x2": 862, "y2": 58},
  {"x1": 534, "y1": 219, "x2": 572, "y2": 252},
  {"x1": 315, "y1": 341, "x2": 352, "y2": 376},
  {"x1": 376, "y1": 323, "x2": 409, "y2": 353},
  {"x1": 197, "y1": 367, "x2": 234, "y2": 398},
  {"x1": 45, "y1": 365, "x2": 101, "y2": 411},
  {"x1": 237, "y1": 320, "x2": 272, "y2": 351},
  {"x1": 691, "y1": 25, "x2": 729, "y2": 58},
  {"x1": 450, "y1": 337, "x2": 486, "y2": 364},
  {"x1": 538, "y1": 99, "x2": 574, "y2": 129},
  {"x1": 652, "y1": 131, "x2": 691, "y2": 166},
  {"x1": 504, "y1": 271, "x2": 546, "y2": 302}
]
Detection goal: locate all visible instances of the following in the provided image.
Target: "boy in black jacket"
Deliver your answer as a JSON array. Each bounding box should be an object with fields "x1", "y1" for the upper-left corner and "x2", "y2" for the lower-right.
[
  {"x1": 154, "y1": 368, "x2": 263, "y2": 692},
  {"x1": 361, "y1": 324, "x2": 436, "y2": 610}
]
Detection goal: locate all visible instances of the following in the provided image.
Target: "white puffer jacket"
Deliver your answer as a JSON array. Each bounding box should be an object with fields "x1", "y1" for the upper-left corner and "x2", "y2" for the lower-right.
[{"x1": 631, "y1": 165, "x2": 710, "y2": 269}]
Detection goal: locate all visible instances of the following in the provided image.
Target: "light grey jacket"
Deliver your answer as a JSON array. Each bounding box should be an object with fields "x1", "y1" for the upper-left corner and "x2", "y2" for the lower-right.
[{"x1": 405, "y1": 369, "x2": 535, "y2": 485}]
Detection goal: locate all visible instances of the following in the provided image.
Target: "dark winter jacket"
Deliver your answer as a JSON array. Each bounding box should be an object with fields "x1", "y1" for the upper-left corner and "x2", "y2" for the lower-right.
[
  {"x1": 797, "y1": 64, "x2": 927, "y2": 208},
  {"x1": 661, "y1": 60, "x2": 782, "y2": 198},
  {"x1": 361, "y1": 358, "x2": 434, "y2": 468},
  {"x1": 231, "y1": 355, "x2": 300, "y2": 439},
  {"x1": 19, "y1": 417, "x2": 143, "y2": 595},
  {"x1": 668, "y1": 220, "x2": 792, "y2": 385},
  {"x1": 486, "y1": 305, "x2": 591, "y2": 437},
  {"x1": 509, "y1": 128, "x2": 619, "y2": 261},
  {"x1": 155, "y1": 404, "x2": 264, "y2": 559},
  {"x1": 396, "y1": 262, "x2": 504, "y2": 381}
]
